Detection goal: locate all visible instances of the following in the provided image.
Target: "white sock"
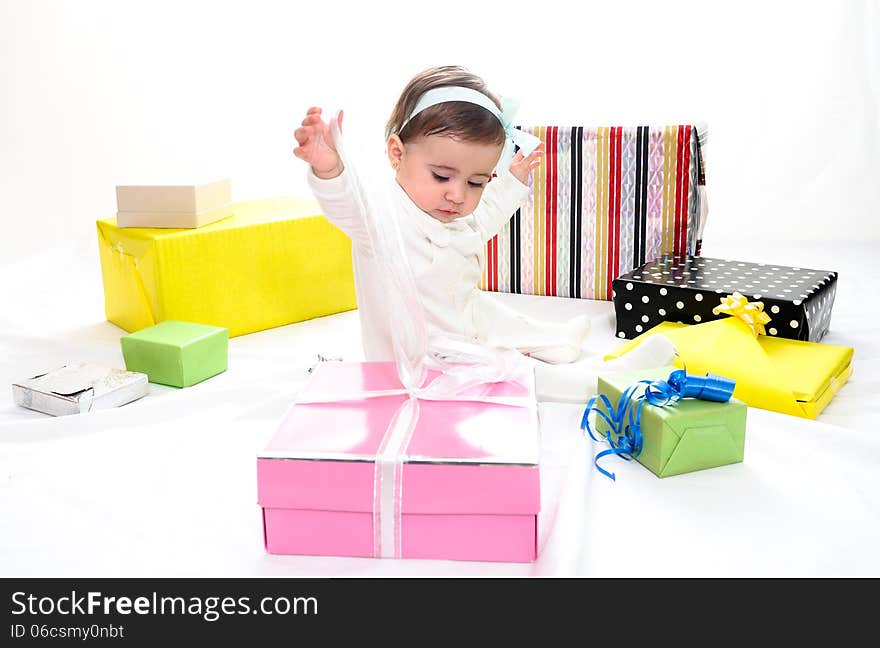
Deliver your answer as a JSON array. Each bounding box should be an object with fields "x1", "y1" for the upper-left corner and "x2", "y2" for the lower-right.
[
  {"x1": 524, "y1": 344, "x2": 584, "y2": 365},
  {"x1": 534, "y1": 334, "x2": 676, "y2": 403},
  {"x1": 517, "y1": 314, "x2": 591, "y2": 365}
]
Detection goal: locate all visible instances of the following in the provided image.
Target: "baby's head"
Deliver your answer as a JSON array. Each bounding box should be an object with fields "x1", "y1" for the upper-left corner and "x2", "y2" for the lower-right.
[{"x1": 386, "y1": 66, "x2": 506, "y2": 223}]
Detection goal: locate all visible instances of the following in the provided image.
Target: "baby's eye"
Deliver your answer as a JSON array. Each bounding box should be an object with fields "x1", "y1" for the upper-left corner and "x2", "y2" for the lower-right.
[
  {"x1": 468, "y1": 181, "x2": 486, "y2": 189},
  {"x1": 431, "y1": 172, "x2": 449, "y2": 182}
]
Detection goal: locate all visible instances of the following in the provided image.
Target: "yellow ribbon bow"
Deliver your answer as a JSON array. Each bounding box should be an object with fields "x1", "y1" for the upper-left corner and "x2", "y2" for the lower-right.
[{"x1": 712, "y1": 291, "x2": 772, "y2": 337}]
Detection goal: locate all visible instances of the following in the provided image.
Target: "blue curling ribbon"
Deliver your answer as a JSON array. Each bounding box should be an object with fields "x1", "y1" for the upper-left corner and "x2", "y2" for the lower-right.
[
  {"x1": 580, "y1": 384, "x2": 647, "y2": 481},
  {"x1": 645, "y1": 369, "x2": 736, "y2": 406},
  {"x1": 580, "y1": 370, "x2": 736, "y2": 481}
]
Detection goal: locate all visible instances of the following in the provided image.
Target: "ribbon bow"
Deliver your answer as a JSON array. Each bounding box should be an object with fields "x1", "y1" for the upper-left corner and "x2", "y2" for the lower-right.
[
  {"x1": 498, "y1": 96, "x2": 541, "y2": 158},
  {"x1": 649, "y1": 369, "x2": 737, "y2": 405},
  {"x1": 580, "y1": 370, "x2": 736, "y2": 481},
  {"x1": 712, "y1": 291, "x2": 772, "y2": 337}
]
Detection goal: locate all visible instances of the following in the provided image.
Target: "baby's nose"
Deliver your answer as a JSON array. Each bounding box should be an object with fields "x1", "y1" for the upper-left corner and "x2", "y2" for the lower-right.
[{"x1": 445, "y1": 185, "x2": 465, "y2": 203}]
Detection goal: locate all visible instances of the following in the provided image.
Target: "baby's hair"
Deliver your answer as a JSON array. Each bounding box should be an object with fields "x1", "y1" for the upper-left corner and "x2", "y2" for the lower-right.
[{"x1": 386, "y1": 65, "x2": 505, "y2": 146}]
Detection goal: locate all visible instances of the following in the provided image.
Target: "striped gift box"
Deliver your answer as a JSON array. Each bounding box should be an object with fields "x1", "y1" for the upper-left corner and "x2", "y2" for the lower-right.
[{"x1": 480, "y1": 125, "x2": 705, "y2": 300}]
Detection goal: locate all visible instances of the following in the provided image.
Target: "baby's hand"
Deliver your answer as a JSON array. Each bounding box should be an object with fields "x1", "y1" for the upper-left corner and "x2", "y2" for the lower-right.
[
  {"x1": 293, "y1": 107, "x2": 344, "y2": 179},
  {"x1": 508, "y1": 143, "x2": 544, "y2": 185}
]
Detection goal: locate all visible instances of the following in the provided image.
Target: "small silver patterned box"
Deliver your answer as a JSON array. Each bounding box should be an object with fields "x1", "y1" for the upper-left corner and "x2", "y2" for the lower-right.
[{"x1": 12, "y1": 363, "x2": 149, "y2": 416}]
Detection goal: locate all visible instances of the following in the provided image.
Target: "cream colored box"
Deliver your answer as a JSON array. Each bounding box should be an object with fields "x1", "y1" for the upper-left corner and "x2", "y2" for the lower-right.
[
  {"x1": 115, "y1": 204, "x2": 235, "y2": 229},
  {"x1": 115, "y1": 179, "x2": 233, "y2": 228}
]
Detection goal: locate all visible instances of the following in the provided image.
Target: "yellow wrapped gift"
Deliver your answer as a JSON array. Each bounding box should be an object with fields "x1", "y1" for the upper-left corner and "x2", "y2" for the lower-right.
[
  {"x1": 604, "y1": 293, "x2": 853, "y2": 419},
  {"x1": 96, "y1": 198, "x2": 356, "y2": 338}
]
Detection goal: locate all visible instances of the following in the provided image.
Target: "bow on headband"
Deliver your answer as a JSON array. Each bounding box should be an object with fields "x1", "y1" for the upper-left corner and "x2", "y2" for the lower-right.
[
  {"x1": 712, "y1": 292, "x2": 772, "y2": 337},
  {"x1": 497, "y1": 96, "x2": 542, "y2": 157},
  {"x1": 397, "y1": 86, "x2": 542, "y2": 173}
]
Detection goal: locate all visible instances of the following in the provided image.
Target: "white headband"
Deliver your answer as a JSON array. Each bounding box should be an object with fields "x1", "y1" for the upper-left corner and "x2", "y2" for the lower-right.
[{"x1": 396, "y1": 85, "x2": 541, "y2": 169}]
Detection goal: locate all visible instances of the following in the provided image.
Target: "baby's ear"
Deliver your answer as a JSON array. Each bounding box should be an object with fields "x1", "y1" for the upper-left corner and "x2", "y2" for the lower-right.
[{"x1": 386, "y1": 134, "x2": 405, "y2": 168}]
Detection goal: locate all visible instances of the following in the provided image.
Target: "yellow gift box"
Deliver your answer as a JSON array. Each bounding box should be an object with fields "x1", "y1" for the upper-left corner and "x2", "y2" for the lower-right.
[
  {"x1": 604, "y1": 318, "x2": 853, "y2": 419},
  {"x1": 96, "y1": 198, "x2": 356, "y2": 337}
]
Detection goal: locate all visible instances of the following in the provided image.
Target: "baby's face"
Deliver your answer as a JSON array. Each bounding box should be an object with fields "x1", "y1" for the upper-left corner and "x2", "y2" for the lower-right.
[{"x1": 393, "y1": 134, "x2": 503, "y2": 223}]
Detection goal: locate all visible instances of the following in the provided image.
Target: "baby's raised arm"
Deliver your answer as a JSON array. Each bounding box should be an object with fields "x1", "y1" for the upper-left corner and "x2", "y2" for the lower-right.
[
  {"x1": 293, "y1": 107, "x2": 344, "y2": 179},
  {"x1": 295, "y1": 107, "x2": 377, "y2": 254},
  {"x1": 472, "y1": 146, "x2": 544, "y2": 242}
]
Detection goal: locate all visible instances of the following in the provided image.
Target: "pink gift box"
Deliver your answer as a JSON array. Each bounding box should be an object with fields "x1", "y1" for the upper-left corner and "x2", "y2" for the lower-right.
[{"x1": 257, "y1": 361, "x2": 541, "y2": 563}]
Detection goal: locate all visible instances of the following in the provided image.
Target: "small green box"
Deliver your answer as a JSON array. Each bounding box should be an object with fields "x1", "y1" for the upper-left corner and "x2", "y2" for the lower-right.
[
  {"x1": 594, "y1": 365, "x2": 747, "y2": 478},
  {"x1": 120, "y1": 320, "x2": 228, "y2": 388}
]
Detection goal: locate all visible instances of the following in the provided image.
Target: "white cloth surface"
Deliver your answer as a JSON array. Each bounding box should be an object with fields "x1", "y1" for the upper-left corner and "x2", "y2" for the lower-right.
[{"x1": 1, "y1": 240, "x2": 878, "y2": 577}]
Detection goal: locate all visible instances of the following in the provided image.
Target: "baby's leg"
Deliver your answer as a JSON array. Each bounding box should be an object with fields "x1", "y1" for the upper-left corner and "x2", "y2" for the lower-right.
[
  {"x1": 472, "y1": 292, "x2": 591, "y2": 364},
  {"x1": 531, "y1": 334, "x2": 677, "y2": 403}
]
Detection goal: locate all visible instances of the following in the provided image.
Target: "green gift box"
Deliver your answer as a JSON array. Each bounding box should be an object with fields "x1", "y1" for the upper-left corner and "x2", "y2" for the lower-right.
[
  {"x1": 120, "y1": 320, "x2": 228, "y2": 388},
  {"x1": 593, "y1": 365, "x2": 747, "y2": 478}
]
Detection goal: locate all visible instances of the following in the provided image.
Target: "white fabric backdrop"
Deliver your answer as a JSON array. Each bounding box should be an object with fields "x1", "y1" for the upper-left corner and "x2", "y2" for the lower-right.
[{"x1": 1, "y1": 0, "x2": 878, "y2": 262}]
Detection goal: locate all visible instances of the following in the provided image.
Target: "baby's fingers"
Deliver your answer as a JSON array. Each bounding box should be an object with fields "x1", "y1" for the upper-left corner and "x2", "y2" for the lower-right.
[
  {"x1": 302, "y1": 113, "x2": 326, "y2": 127},
  {"x1": 527, "y1": 148, "x2": 545, "y2": 159},
  {"x1": 525, "y1": 148, "x2": 544, "y2": 166},
  {"x1": 525, "y1": 143, "x2": 544, "y2": 159},
  {"x1": 293, "y1": 126, "x2": 311, "y2": 145}
]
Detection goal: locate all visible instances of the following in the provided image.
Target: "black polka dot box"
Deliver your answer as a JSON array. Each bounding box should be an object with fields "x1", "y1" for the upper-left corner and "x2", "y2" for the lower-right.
[{"x1": 612, "y1": 255, "x2": 838, "y2": 342}]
